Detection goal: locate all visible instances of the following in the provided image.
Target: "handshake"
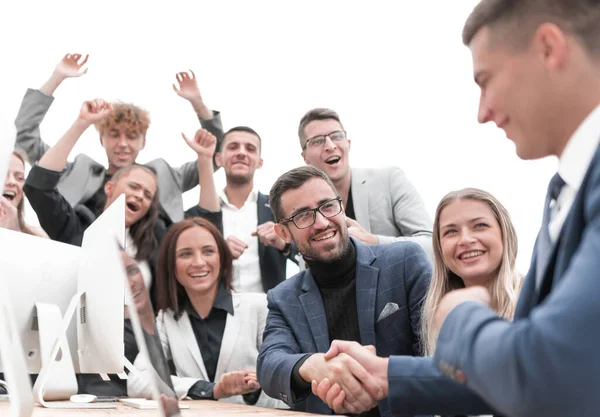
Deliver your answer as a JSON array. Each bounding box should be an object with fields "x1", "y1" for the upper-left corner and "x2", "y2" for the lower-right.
[{"x1": 300, "y1": 340, "x2": 389, "y2": 414}]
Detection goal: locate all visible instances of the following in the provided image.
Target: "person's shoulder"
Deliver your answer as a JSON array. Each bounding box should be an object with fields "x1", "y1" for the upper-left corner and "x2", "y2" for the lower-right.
[
  {"x1": 145, "y1": 158, "x2": 172, "y2": 171},
  {"x1": 266, "y1": 272, "x2": 305, "y2": 300},
  {"x1": 372, "y1": 240, "x2": 428, "y2": 263},
  {"x1": 72, "y1": 153, "x2": 103, "y2": 170},
  {"x1": 233, "y1": 291, "x2": 267, "y2": 306}
]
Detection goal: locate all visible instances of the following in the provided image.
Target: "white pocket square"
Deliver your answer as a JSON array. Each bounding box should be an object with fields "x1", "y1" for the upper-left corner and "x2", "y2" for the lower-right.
[{"x1": 377, "y1": 302, "x2": 400, "y2": 322}]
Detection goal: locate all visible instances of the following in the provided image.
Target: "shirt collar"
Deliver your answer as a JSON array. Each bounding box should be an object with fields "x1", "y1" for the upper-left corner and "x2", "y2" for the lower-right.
[
  {"x1": 559, "y1": 103, "x2": 600, "y2": 192},
  {"x1": 185, "y1": 282, "x2": 234, "y2": 318},
  {"x1": 219, "y1": 188, "x2": 258, "y2": 207}
]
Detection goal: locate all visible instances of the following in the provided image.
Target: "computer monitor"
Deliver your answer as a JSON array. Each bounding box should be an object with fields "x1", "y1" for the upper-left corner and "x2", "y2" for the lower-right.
[
  {"x1": 0, "y1": 228, "x2": 81, "y2": 374},
  {"x1": 0, "y1": 195, "x2": 127, "y2": 404}
]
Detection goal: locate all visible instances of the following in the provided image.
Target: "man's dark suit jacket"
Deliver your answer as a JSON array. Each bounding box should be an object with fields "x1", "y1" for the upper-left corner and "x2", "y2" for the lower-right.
[
  {"x1": 386, "y1": 143, "x2": 600, "y2": 417},
  {"x1": 257, "y1": 238, "x2": 431, "y2": 416}
]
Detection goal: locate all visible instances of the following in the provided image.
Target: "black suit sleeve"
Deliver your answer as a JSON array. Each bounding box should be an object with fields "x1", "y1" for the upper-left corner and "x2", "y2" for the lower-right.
[{"x1": 23, "y1": 165, "x2": 87, "y2": 245}]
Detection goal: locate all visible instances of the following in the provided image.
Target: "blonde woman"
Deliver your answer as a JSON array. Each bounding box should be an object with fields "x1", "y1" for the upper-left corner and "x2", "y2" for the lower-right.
[
  {"x1": 421, "y1": 188, "x2": 522, "y2": 356},
  {"x1": 1, "y1": 150, "x2": 47, "y2": 237}
]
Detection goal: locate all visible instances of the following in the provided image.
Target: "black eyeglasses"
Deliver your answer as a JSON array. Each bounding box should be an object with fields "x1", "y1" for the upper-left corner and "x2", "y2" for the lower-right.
[
  {"x1": 280, "y1": 197, "x2": 343, "y2": 229},
  {"x1": 303, "y1": 130, "x2": 347, "y2": 150}
]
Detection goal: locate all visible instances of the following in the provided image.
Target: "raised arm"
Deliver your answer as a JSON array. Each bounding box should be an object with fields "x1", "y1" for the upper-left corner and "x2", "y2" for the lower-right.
[
  {"x1": 38, "y1": 99, "x2": 111, "y2": 172},
  {"x1": 172, "y1": 70, "x2": 224, "y2": 192},
  {"x1": 40, "y1": 53, "x2": 88, "y2": 96},
  {"x1": 15, "y1": 54, "x2": 88, "y2": 165},
  {"x1": 181, "y1": 129, "x2": 219, "y2": 212}
]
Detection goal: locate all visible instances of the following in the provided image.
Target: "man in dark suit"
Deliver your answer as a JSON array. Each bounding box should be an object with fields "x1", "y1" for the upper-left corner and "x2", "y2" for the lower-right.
[
  {"x1": 311, "y1": 1, "x2": 600, "y2": 416},
  {"x1": 256, "y1": 166, "x2": 431, "y2": 416},
  {"x1": 194, "y1": 126, "x2": 295, "y2": 293}
]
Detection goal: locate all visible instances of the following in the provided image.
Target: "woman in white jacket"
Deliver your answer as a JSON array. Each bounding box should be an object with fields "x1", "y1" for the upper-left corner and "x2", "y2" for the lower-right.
[{"x1": 127, "y1": 216, "x2": 285, "y2": 408}]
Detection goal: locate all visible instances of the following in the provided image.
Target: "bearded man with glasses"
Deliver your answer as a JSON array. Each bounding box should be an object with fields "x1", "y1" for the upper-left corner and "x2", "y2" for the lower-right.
[
  {"x1": 256, "y1": 166, "x2": 431, "y2": 416},
  {"x1": 298, "y1": 108, "x2": 433, "y2": 262}
]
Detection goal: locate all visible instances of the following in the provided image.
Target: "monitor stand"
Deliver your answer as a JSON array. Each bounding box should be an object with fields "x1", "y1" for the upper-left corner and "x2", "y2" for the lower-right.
[
  {"x1": 32, "y1": 293, "x2": 115, "y2": 409},
  {"x1": 0, "y1": 286, "x2": 34, "y2": 417}
]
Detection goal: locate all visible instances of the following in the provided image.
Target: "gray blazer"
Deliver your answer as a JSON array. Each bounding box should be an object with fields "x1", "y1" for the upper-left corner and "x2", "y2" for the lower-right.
[
  {"x1": 127, "y1": 292, "x2": 286, "y2": 409},
  {"x1": 351, "y1": 166, "x2": 433, "y2": 260},
  {"x1": 14, "y1": 88, "x2": 223, "y2": 223}
]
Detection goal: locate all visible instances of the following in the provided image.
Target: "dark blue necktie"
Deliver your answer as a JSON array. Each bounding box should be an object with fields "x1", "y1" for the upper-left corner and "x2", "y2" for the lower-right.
[{"x1": 536, "y1": 173, "x2": 566, "y2": 287}]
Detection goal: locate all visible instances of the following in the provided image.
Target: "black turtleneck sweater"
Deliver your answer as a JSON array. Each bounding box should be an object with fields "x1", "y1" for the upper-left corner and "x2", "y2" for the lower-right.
[
  {"x1": 292, "y1": 242, "x2": 380, "y2": 417},
  {"x1": 305, "y1": 241, "x2": 361, "y2": 345}
]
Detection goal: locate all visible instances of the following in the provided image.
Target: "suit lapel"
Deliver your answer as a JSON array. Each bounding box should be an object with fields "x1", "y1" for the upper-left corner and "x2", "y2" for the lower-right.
[
  {"x1": 299, "y1": 272, "x2": 330, "y2": 352},
  {"x1": 215, "y1": 298, "x2": 242, "y2": 378},
  {"x1": 178, "y1": 312, "x2": 208, "y2": 380},
  {"x1": 350, "y1": 169, "x2": 371, "y2": 232},
  {"x1": 354, "y1": 241, "x2": 378, "y2": 346}
]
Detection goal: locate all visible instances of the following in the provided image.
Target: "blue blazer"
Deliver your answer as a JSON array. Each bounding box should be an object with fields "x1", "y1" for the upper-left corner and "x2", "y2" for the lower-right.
[
  {"x1": 387, "y1": 143, "x2": 600, "y2": 417},
  {"x1": 257, "y1": 238, "x2": 431, "y2": 416}
]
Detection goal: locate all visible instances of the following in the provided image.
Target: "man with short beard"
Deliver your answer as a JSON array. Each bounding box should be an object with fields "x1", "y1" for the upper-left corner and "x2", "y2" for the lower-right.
[
  {"x1": 256, "y1": 166, "x2": 431, "y2": 416},
  {"x1": 194, "y1": 126, "x2": 296, "y2": 293}
]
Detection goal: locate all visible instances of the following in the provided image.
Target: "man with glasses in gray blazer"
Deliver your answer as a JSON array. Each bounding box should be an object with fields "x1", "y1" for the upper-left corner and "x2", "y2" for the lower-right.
[{"x1": 298, "y1": 108, "x2": 433, "y2": 260}]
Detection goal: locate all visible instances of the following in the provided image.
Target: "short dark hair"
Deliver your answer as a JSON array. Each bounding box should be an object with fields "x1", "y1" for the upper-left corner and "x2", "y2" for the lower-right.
[
  {"x1": 297, "y1": 108, "x2": 345, "y2": 149},
  {"x1": 155, "y1": 217, "x2": 233, "y2": 316},
  {"x1": 462, "y1": 0, "x2": 600, "y2": 54},
  {"x1": 269, "y1": 166, "x2": 338, "y2": 222},
  {"x1": 221, "y1": 126, "x2": 262, "y2": 153}
]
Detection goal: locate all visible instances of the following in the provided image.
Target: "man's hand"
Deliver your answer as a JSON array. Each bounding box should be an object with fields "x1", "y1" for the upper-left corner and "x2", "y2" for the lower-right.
[
  {"x1": 54, "y1": 53, "x2": 89, "y2": 79},
  {"x1": 252, "y1": 221, "x2": 287, "y2": 251},
  {"x1": 346, "y1": 218, "x2": 378, "y2": 245},
  {"x1": 226, "y1": 236, "x2": 248, "y2": 259},
  {"x1": 172, "y1": 70, "x2": 213, "y2": 120},
  {"x1": 311, "y1": 341, "x2": 388, "y2": 414},
  {"x1": 433, "y1": 286, "x2": 491, "y2": 332},
  {"x1": 182, "y1": 129, "x2": 216, "y2": 160},
  {"x1": 299, "y1": 352, "x2": 382, "y2": 414},
  {"x1": 0, "y1": 197, "x2": 19, "y2": 231},
  {"x1": 77, "y1": 99, "x2": 112, "y2": 125},
  {"x1": 172, "y1": 70, "x2": 202, "y2": 102},
  {"x1": 213, "y1": 370, "x2": 260, "y2": 399}
]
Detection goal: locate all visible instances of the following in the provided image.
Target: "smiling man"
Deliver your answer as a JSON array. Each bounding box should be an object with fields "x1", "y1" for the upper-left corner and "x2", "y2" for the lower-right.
[
  {"x1": 256, "y1": 166, "x2": 431, "y2": 416},
  {"x1": 15, "y1": 57, "x2": 223, "y2": 224},
  {"x1": 192, "y1": 126, "x2": 297, "y2": 293},
  {"x1": 298, "y1": 108, "x2": 433, "y2": 260}
]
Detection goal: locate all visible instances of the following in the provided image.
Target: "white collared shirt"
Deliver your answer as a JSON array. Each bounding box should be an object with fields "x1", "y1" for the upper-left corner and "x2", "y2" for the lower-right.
[
  {"x1": 550, "y1": 104, "x2": 600, "y2": 241},
  {"x1": 220, "y1": 188, "x2": 263, "y2": 293}
]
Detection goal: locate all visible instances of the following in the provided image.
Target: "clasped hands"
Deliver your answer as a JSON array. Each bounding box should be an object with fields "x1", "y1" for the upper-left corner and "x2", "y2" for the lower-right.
[{"x1": 300, "y1": 341, "x2": 389, "y2": 414}]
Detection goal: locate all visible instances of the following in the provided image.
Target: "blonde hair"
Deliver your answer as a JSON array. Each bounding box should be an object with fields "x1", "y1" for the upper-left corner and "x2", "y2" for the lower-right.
[
  {"x1": 94, "y1": 102, "x2": 150, "y2": 137},
  {"x1": 420, "y1": 188, "x2": 522, "y2": 356}
]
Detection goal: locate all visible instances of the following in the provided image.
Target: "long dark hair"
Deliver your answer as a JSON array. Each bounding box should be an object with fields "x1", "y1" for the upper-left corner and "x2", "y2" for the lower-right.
[
  {"x1": 155, "y1": 217, "x2": 234, "y2": 316},
  {"x1": 110, "y1": 164, "x2": 160, "y2": 260}
]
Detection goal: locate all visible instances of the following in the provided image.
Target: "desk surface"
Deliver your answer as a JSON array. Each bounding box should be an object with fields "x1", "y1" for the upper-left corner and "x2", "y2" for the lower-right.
[{"x1": 0, "y1": 399, "x2": 323, "y2": 416}]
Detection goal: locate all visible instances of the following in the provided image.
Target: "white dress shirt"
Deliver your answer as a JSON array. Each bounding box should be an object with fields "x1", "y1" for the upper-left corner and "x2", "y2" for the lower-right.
[
  {"x1": 220, "y1": 189, "x2": 263, "y2": 293},
  {"x1": 550, "y1": 104, "x2": 600, "y2": 241}
]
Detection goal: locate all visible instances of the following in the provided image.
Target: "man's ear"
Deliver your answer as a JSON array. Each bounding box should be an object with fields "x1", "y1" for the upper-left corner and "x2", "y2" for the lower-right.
[
  {"x1": 274, "y1": 223, "x2": 293, "y2": 243},
  {"x1": 347, "y1": 139, "x2": 351, "y2": 150},
  {"x1": 141, "y1": 134, "x2": 146, "y2": 150},
  {"x1": 301, "y1": 151, "x2": 309, "y2": 165},
  {"x1": 215, "y1": 152, "x2": 223, "y2": 168},
  {"x1": 257, "y1": 158, "x2": 264, "y2": 169}
]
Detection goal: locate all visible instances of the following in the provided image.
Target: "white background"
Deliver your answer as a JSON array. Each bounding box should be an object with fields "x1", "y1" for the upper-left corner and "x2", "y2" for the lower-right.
[{"x1": 0, "y1": 1, "x2": 558, "y2": 274}]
